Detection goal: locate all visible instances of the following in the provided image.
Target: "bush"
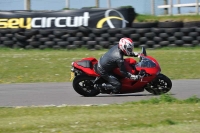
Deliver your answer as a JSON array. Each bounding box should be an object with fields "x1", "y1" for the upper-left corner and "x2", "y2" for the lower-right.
[
  {"x1": 183, "y1": 95, "x2": 200, "y2": 103},
  {"x1": 119, "y1": 5, "x2": 133, "y2": 8}
]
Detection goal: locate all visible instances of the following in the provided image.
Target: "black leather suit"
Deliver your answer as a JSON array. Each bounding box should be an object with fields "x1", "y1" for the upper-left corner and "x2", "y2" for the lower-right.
[{"x1": 96, "y1": 45, "x2": 137, "y2": 92}]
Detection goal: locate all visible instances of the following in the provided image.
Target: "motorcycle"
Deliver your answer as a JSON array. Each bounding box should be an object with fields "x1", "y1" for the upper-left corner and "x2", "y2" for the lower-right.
[{"x1": 70, "y1": 47, "x2": 172, "y2": 97}]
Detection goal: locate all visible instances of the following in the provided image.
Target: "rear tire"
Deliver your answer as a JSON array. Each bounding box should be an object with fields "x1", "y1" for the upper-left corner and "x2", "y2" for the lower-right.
[
  {"x1": 73, "y1": 75, "x2": 100, "y2": 97},
  {"x1": 145, "y1": 73, "x2": 172, "y2": 95}
]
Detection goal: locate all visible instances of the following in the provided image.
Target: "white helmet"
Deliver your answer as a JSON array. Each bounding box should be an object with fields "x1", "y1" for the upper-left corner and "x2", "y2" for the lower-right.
[{"x1": 118, "y1": 37, "x2": 134, "y2": 55}]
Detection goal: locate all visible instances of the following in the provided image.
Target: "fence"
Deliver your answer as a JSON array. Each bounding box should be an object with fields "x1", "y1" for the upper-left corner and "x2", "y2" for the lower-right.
[
  {"x1": 1, "y1": 0, "x2": 200, "y2": 15},
  {"x1": 0, "y1": 0, "x2": 163, "y2": 15},
  {"x1": 158, "y1": 0, "x2": 200, "y2": 15}
]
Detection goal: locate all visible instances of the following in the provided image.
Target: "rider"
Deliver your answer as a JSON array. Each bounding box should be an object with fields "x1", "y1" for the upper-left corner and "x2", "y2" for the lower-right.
[{"x1": 95, "y1": 37, "x2": 141, "y2": 93}]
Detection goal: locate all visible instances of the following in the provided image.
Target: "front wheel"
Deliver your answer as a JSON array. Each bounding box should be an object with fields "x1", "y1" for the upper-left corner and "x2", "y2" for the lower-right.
[
  {"x1": 144, "y1": 73, "x2": 172, "y2": 95},
  {"x1": 73, "y1": 75, "x2": 100, "y2": 97}
]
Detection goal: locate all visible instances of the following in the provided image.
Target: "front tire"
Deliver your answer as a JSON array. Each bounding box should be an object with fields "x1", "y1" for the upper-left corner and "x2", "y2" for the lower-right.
[
  {"x1": 73, "y1": 75, "x2": 100, "y2": 97},
  {"x1": 145, "y1": 73, "x2": 172, "y2": 95}
]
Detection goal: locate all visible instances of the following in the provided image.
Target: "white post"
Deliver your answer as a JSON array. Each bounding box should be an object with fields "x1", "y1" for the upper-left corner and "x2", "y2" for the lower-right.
[
  {"x1": 66, "y1": 0, "x2": 70, "y2": 8},
  {"x1": 177, "y1": 0, "x2": 180, "y2": 14},
  {"x1": 24, "y1": 0, "x2": 31, "y2": 10},
  {"x1": 196, "y1": 0, "x2": 199, "y2": 15},
  {"x1": 151, "y1": 0, "x2": 155, "y2": 15},
  {"x1": 96, "y1": 0, "x2": 99, "y2": 8},
  {"x1": 169, "y1": 0, "x2": 173, "y2": 15},
  {"x1": 164, "y1": 0, "x2": 168, "y2": 15},
  {"x1": 107, "y1": 0, "x2": 111, "y2": 8}
]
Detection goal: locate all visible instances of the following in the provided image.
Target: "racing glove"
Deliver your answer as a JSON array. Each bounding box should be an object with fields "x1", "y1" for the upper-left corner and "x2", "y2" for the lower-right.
[
  {"x1": 133, "y1": 52, "x2": 139, "y2": 56},
  {"x1": 130, "y1": 52, "x2": 140, "y2": 57}
]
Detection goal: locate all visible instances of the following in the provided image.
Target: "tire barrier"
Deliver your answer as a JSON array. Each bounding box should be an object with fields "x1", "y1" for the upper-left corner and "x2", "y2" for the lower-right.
[{"x1": 0, "y1": 25, "x2": 200, "y2": 50}]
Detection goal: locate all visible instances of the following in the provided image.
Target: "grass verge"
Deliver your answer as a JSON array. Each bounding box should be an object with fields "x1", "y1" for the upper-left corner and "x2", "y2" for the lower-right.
[
  {"x1": 0, "y1": 94, "x2": 199, "y2": 133},
  {"x1": 0, "y1": 47, "x2": 200, "y2": 83},
  {"x1": 135, "y1": 14, "x2": 200, "y2": 22}
]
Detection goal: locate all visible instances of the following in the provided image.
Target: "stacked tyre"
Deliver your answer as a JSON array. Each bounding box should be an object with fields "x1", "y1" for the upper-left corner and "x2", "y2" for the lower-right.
[
  {"x1": 0, "y1": 29, "x2": 19, "y2": 48},
  {"x1": 0, "y1": 21, "x2": 200, "y2": 49}
]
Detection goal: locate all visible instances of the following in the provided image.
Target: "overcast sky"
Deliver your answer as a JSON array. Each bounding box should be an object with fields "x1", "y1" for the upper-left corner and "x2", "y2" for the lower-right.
[{"x1": 0, "y1": 0, "x2": 198, "y2": 15}]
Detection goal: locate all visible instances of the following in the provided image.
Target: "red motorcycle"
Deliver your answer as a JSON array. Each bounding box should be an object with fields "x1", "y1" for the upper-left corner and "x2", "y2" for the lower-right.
[{"x1": 70, "y1": 47, "x2": 172, "y2": 97}]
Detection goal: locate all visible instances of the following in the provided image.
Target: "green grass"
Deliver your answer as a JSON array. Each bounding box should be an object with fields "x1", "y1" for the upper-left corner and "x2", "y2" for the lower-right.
[
  {"x1": 135, "y1": 14, "x2": 200, "y2": 22},
  {"x1": 0, "y1": 94, "x2": 199, "y2": 133},
  {"x1": 0, "y1": 48, "x2": 200, "y2": 133},
  {"x1": 0, "y1": 47, "x2": 200, "y2": 83}
]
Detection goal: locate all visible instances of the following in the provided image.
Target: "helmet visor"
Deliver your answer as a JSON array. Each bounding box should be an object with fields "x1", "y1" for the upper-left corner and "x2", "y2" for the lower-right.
[{"x1": 127, "y1": 48, "x2": 132, "y2": 53}]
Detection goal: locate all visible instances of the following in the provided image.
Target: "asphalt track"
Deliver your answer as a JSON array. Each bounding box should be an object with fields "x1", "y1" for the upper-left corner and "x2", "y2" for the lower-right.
[{"x1": 0, "y1": 79, "x2": 199, "y2": 107}]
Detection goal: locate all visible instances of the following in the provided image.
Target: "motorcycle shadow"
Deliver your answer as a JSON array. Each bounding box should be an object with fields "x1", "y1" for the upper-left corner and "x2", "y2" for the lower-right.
[
  {"x1": 96, "y1": 93, "x2": 152, "y2": 97},
  {"x1": 96, "y1": 93, "x2": 175, "y2": 97}
]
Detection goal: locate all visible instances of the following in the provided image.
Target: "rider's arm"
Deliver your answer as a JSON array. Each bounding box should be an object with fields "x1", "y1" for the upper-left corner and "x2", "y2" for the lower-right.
[
  {"x1": 116, "y1": 59, "x2": 131, "y2": 78},
  {"x1": 130, "y1": 52, "x2": 139, "y2": 57}
]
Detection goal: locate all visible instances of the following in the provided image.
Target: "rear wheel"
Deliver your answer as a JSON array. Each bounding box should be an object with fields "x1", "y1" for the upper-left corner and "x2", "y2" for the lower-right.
[
  {"x1": 73, "y1": 75, "x2": 100, "y2": 97},
  {"x1": 145, "y1": 74, "x2": 172, "y2": 95}
]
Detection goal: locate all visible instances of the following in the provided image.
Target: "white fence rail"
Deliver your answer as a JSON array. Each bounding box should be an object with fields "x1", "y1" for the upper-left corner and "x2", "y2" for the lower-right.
[
  {"x1": 1, "y1": 0, "x2": 162, "y2": 15},
  {"x1": 1, "y1": 0, "x2": 200, "y2": 16},
  {"x1": 158, "y1": 0, "x2": 200, "y2": 15}
]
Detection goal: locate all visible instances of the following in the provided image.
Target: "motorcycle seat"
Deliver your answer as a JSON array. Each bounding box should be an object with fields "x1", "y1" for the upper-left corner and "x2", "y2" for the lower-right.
[{"x1": 77, "y1": 60, "x2": 92, "y2": 68}]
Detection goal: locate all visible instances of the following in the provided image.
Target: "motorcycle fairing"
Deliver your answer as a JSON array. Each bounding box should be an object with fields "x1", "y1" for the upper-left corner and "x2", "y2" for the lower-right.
[{"x1": 112, "y1": 57, "x2": 159, "y2": 93}]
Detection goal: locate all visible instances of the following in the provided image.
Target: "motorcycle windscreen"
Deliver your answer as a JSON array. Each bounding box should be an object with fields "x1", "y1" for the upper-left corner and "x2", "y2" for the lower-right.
[{"x1": 135, "y1": 57, "x2": 156, "y2": 68}]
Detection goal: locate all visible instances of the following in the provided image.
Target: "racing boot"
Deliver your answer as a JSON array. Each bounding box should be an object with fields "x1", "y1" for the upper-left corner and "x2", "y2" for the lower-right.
[
  {"x1": 104, "y1": 83, "x2": 119, "y2": 94},
  {"x1": 94, "y1": 83, "x2": 119, "y2": 94},
  {"x1": 94, "y1": 84, "x2": 104, "y2": 90}
]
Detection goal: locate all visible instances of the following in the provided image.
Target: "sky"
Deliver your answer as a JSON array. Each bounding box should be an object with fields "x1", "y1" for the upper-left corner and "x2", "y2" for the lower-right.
[{"x1": 0, "y1": 0, "x2": 198, "y2": 15}]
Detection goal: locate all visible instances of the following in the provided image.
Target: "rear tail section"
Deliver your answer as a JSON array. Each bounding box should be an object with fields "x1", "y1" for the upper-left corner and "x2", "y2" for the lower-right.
[{"x1": 72, "y1": 57, "x2": 99, "y2": 77}]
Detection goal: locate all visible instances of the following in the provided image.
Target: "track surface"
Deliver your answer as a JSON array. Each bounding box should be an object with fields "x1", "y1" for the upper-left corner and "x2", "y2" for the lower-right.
[{"x1": 0, "y1": 79, "x2": 199, "y2": 107}]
